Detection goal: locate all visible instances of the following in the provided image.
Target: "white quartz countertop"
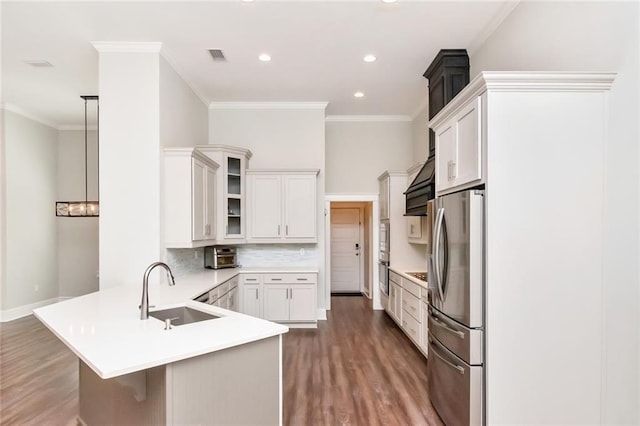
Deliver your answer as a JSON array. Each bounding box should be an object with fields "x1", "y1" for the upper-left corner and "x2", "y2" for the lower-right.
[
  {"x1": 389, "y1": 267, "x2": 429, "y2": 289},
  {"x1": 34, "y1": 267, "x2": 292, "y2": 380}
]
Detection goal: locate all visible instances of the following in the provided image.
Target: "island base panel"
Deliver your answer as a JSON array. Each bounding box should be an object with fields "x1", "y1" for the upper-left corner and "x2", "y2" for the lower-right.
[{"x1": 79, "y1": 335, "x2": 281, "y2": 425}]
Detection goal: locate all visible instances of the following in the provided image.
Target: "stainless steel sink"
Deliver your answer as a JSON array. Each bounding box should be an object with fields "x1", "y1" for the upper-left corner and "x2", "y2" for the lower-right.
[{"x1": 149, "y1": 306, "x2": 220, "y2": 326}]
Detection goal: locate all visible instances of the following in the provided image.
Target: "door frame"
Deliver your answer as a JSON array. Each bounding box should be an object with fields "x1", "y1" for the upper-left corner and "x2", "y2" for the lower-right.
[
  {"x1": 329, "y1": 205, "x2": 364, "y2": 295},
  {"x1": 324, "y1": 194, "x2": 381, "y2": 312}
]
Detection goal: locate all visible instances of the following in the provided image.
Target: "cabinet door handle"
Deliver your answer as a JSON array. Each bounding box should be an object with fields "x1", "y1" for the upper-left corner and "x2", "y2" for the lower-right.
[
  {"x1": 278, "y1": 225, "x2": 281, "y2": 236},
  {"x1": 255, "y1": 288, "x2": 259, "y2": 299},
  {"x1": 286, "y1": 225, "x2": 289, "y2": 236}
]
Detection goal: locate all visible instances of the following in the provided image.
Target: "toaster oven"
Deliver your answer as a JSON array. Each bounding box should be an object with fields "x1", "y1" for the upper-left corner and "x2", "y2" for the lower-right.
[{"x1": 204, "y1": 246, "x2": 239, "y2": 269}]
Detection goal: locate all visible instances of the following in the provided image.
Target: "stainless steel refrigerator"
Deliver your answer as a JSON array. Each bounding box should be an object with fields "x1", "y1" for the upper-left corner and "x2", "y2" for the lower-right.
[{"x1": 427, "y1": 189, "x2": 484, "y2": 426}]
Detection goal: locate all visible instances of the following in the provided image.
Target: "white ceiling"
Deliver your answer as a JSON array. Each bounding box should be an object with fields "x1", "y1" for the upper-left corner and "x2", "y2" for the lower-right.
[{"x1": 1, "y1": 1, "x2": 515, "y2": 127}]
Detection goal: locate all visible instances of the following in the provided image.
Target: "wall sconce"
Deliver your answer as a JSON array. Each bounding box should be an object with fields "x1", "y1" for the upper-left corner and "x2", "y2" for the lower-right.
[{"x1": 56, "y1": 95, "x2": 99, "y2": 217}]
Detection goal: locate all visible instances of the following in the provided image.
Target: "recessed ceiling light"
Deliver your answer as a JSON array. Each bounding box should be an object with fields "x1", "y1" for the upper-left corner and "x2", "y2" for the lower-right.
[
  {"x1": 242, "y1": 0, "x2": 255, "y2": 2},
  {"x1": 363, "y1": 54, "x2": 377, "y2": 63},
  {"x1": 24, "y1": 60, "x2": 54, "y2": 67},
  {"x1": 382, "y1": 0, "x2": 397, "y2": 3},
  {"x1": 258, "y1": 53, "x2": 271, "y2": 62},
  {"x1": 354, "y1": 92, "x2": 365, "y2": 98}
]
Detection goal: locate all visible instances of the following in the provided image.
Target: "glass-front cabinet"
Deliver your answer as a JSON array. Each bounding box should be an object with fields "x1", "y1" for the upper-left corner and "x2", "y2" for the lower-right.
[{"x1": 196, "y1": 145, "x2": 252, "y2": 243}]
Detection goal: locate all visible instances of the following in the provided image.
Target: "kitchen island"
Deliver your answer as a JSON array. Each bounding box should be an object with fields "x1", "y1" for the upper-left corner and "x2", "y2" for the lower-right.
[{"x1": 34, "y1": 268, "x2": 288, "y2": 425}]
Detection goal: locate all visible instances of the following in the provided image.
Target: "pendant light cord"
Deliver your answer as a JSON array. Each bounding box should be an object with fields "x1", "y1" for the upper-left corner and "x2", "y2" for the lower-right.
[{"x1": 84, "y1": 97, "x2": 88, "y2": 208}]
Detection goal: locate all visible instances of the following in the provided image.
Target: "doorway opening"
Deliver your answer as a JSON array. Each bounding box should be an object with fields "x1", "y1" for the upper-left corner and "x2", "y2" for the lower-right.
[{"x1": 328, "y1": 201, "x2": 373, "y2": 299}]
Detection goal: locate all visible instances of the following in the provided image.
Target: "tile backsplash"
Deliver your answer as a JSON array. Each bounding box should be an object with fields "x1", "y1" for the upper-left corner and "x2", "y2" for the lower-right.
[
  {"x1": 165, "y1": 244, "x2": 318, "y2": 276},
  {"x1": 238, "y1": 244, "x2": 318, "y2": 267},
  {"x1": 165, "y1": 248, "x2": 205, "y2": 277}
]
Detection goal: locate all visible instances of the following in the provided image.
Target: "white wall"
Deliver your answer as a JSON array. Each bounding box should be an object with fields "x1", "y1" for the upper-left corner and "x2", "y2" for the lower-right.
[
  {"x1": 411, "y1": 106, "x2": 429, "y2": 163},
  {"x1": 57, "y1": 130, "x2": 99, "y2": 298},
  {"x1": 209, "y1": 105, "x2": 327, "y2": 311},
  {"x1": 159, "y1": 57, "x2": 208, "y2": 148},
  {"x1": 97, "y1": 48, "x2": 162, "y2": 289},
  {"x1": 325, "y1": 120, "x2": 413, "y2": 194},
  {"x1": 3, "y1": 110, "x2": 58, "y2": 310},
  {"x1": 470, "y1": 1, "x2": 639, "y2": 423}
]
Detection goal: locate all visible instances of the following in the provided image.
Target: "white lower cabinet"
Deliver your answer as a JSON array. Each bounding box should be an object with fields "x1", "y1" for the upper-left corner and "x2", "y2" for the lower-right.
[
  {"x1": 240, "y1": 272, "x2": 317, "y2": 325},
  {"x1": 263, "y1": 281, "x2": 316, "y2": 323},
  {"x1": 387, "y1": 270, "x2": 429, "y2": 359}
]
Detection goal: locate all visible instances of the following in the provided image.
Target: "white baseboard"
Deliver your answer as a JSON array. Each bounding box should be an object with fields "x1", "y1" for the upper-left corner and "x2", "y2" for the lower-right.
[
  {"x1": 316, "y1": 308, "x2": 327, "y2": 321},
  {"x1": 0, "y1": 297, "x2": 69, "y2": 322}
]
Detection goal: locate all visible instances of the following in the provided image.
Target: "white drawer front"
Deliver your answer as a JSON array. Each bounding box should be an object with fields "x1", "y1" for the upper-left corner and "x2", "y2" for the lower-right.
[
  {"x1": 227, "y1": 276, "x2": 239, "y2": 290},
  {"x1": 241, "y1": 274, "x2": 261, "y2": 284},
  {"x1": 402, "y1": 279, "x2": 422, "y2": 298},
  {"x1": 401, "y1": 310, "x2": 420, "y2": 344},
  {"x1": 402, "y1": 291, "x2": 421, "y2": 323},
  {"x1": 264, "y1": 273, "x2": 317, "y2": 284},
  {"x1": 217, "y1": 281, "x2": 230, "y2": 295}
]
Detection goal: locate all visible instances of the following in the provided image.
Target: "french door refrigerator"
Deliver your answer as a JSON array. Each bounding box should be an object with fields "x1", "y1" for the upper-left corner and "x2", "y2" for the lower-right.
[{"x1": 427, "y1": 189, "x2": 484, "y2": 426}]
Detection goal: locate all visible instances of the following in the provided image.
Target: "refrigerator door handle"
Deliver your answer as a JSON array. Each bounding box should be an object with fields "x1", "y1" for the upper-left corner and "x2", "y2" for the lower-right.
[
  {"x1": 429, "y1": 307, "x2": 464, "y2": 339},
  {"x1": 429, "y1": 336, "x2": 465, "y2": 375},
  {"x1": 433, "y1": 207, "x2": 445, "y2": 302}
]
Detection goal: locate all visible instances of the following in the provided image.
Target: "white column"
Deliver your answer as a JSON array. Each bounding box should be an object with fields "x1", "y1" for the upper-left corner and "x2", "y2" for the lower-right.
[{"x1": 93, "y1": 42, "x2": 162, "y2": 289}]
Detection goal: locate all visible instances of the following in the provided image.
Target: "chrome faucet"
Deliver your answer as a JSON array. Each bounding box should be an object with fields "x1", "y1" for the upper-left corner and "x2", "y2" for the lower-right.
[{"x1": 140, "y1": 262, "x2": 176, "y2": 320}]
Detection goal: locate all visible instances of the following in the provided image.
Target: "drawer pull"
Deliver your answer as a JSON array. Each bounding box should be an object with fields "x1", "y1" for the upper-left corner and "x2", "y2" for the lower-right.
[
  {"x1": 246, "y1": 278, "x2": 257, "y2": 282},
  {"x1": 271, "y1": 278, "x2": 282, "y2": 281},
  {"x1": 296, "y1": 278, "x2": 308, "y2": 281}
]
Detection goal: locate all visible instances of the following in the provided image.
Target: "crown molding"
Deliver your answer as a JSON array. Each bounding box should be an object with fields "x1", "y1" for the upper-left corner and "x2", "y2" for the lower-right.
[
  {"x1": 1, "y1": 103, "x2": 58, "y2": 129},
  {"x1": 160, "y1": 50, "x2": 210, "y2": 107},
  {"x1": 325, "y1": 115, "x2": 412, "y2": 123},
  {"x1": 467, "y1": 0, "x2": 521, "y2": 57},
  {"x1": 429, "y1": 71, "x2": 617, "y2": 130},
  {"x1": 209, "y1": 102, "x2": 328, "y2": 110},
  {"x1": 91, "y1": 42, "x2": 162, "y2": 53}
]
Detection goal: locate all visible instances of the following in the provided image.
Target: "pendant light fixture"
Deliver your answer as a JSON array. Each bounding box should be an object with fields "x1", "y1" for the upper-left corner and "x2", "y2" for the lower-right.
[{"x1": 56, "y1": 95, "x2": 99, "y2": 217}]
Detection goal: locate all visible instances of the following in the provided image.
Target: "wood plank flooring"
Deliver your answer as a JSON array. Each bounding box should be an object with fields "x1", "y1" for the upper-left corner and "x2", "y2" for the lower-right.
[
  {"x1": 284, "y1": 296, "x2": 442, "y2": 425},
  {"x1": 1, "y1": 296, "x2": 443, "y2": 425}
]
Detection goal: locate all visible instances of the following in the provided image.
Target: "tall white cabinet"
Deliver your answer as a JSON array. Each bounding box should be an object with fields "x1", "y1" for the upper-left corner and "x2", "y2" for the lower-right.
[
  {"x1": 196, "y1": 145, "x2": 252, "y2": 243},
  {"x1": 164, "y1": 148, "x2": 219, "y2": 248},
  {"x1": 246, "y1": 170, "x2": 319, "y2": 243},
  {"x1": 429, "y1": 72, "x2": 615, "y2": 425}
]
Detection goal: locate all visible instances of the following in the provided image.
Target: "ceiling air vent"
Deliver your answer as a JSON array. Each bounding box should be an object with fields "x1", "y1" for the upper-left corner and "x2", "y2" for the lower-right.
[{"x1": 208, "y1": 49, "x2": 227, "y2": 62}]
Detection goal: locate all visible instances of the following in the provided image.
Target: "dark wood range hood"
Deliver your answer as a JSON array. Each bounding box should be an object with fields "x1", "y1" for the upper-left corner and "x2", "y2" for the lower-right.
[{"x1": 404, "y1": 49, "x2": 470, "y2": 216}]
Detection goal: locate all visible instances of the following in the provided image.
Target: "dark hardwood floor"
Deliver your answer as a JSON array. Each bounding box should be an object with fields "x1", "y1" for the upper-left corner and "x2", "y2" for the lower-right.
[{"x1": 1, "y1": 296, "x2": 442, "y2": 425}]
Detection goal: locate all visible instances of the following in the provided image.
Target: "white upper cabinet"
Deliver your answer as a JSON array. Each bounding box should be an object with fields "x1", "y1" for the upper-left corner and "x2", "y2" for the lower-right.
[
  {"x1": 164, "y1": 148, "x2": 219, "y2": 248},
  {"x1": 246, "y1": 170, "x2": 319, "y2": 243},
  {"x1": 195, "y1": 145, "x2": 252, "y2": 243},
  {"x1": 433, "y1": 96, "x2": 482, "y2": 194}
]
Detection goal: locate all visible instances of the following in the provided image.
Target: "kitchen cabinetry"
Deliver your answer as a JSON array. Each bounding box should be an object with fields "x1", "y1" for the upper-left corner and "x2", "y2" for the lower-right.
[
  {"x1": 196, "y1": 145, "x2": 252, "y2": 243},
  {"x1": 387, "y1": 270, "x2": 402, "y2": 324},
  {"x1": 423, "y1": 49, "x2": 470, "y2": 157},
  {"x1": 246, "y1": 170, "x2": 319, "y2": 243},
  {"x1": 429, "y1": 72, "x2": 615, "y2": 424},
  {"x1": 405, "y1": 163, "x2": 430, "y2": 245},
  {"x1": 241, "y1": 274, "x2": 262, "y2": 318},
  {"x1": 209, "y1": 275, "x2": 239, "y2": 311},
  {"x1": 434, "y1": 96, "x2": 482, "y2": 194},
  {"x1": 262, "y1": 274, "x2": 316, "y2": 323},
  {"x1": 401, "y1": 279, "x2": 423, "y2": 347},
  {"x1": 164, "y1": 148, "x2": 219, "y2": 248}
]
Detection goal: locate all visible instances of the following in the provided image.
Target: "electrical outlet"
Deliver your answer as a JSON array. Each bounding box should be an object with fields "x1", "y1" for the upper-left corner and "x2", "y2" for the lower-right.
[
  {"x1": 34, "y1": 285, "x2": 39, "y2": 292},
  {"x1": 195, "y1": 251, "x2": 199, "y2": 259},
  {"x1": 299, "y1": 248, "x2": 305, "y2": 256}
]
